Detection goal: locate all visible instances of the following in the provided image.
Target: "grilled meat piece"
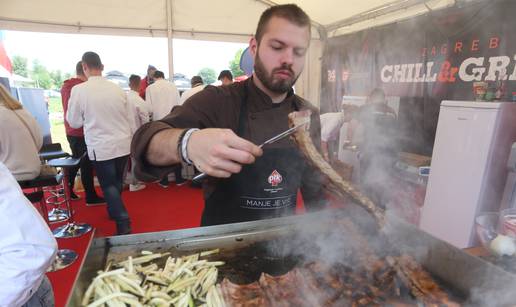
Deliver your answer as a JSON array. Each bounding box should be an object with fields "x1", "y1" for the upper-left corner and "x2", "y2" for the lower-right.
[
  {"x1": 387, "y1": 255, "x2": 461, "y2": 307},
  {"x1": 259, "y1": 272, "x2": 313, "y2": 307},
  {"x1": 221, "y1": 257, "x2": 459, "y2": 307},
  {"x1": 288, "y1": 111, "x2": 385, "y2": 227},
  {"x1": 220, "y1": 216, "x2": 462, "y2": 307},
  {"x1": 221, "y1": 278, "x2": 269, "y2": 307},
  {"x1": 293, "y1": 267, "x2": 340, "y2": 306}
]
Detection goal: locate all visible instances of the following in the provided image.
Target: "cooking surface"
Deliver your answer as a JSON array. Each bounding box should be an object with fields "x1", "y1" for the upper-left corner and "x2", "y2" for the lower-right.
[
  {"x1": 68, "y1": 210, "x2": 516, "y2": 306},
  {"x1": 86, "y1": 237, "x2": 465, "y2": 306}
]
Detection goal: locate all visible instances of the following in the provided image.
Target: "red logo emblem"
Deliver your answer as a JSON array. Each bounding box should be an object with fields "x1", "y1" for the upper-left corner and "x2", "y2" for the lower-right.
[{"x1": 268, "y1": 170, "x2": 283, "y2": 187}]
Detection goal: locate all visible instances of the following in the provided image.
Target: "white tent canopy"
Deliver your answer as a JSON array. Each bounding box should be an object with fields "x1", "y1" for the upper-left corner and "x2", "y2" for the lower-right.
[
  {"x1": 12, "y1": 74, "x2": 35, "y2": 83},
  {"x1": 0, "y1": 0, "x2": 457, "y2": 105}
]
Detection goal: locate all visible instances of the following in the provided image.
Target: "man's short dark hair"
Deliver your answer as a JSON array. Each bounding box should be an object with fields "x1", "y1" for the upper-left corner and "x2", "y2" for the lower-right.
[
  {"x1": 153, "y1": 70, "x2": 165, "y2": 79},
  {"x1": 368, "y1": 88, "x2": 386, "y2": 104},
  {"x1": 218, "y1": 70, "x2": 233, "y2": 81},
  {"x1": 129, "y1": 74, "x2": 141, "y2": 85},
  {"x1": 75, "y1": 61, "x2": 84, "y2": 76},
  {"x1": 255, "y1": 4, "x2": 311, "y2": 44},
  {"x1": 191, "y1": 76, "x2": 203, "y2": 87},
  {"x1": 81, "y1": 51, "x2": 102, "y2": 69}
]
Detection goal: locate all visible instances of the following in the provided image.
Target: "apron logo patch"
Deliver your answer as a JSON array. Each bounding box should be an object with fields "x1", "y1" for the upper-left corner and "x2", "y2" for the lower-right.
[{"x1": 268, "y1": 170, "x2": 283, "y2": 187}]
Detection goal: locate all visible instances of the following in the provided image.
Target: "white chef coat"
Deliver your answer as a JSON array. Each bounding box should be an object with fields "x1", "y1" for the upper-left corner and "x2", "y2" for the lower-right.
[
  {"x1": 179, "y1": 84, "x2": 206, "y2": 105},
  {"x1": 67, "y1": 76, "x2": 132, "y2": 161},
  {"x1": 320, "y1": 112, "x2": 345, "y2": 142},
  {"x1": 0, "y1": 162, "x2": 57, "y2": 307},
  {"x1": 126, "y1": 90, "x2": 151, "y2": 133},
  {"x1": 145, "y1": 79, "x2": 180, "y2": 120}
]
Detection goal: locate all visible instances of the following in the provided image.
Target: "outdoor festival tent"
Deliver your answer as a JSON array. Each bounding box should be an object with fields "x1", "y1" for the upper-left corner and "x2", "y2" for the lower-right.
[{"x1": 0, "y1": 0, "x2": 466, "y2": 107}]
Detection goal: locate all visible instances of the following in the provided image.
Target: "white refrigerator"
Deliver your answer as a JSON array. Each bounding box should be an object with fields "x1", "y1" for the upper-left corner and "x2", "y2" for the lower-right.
[{"x1": 420, "y1": 101, "x2": 516, "y2": 248}]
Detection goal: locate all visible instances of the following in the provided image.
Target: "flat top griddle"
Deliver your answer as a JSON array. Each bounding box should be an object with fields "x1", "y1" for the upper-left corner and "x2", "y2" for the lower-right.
[{"x1": 67, "y1": 210, "x2": 516, "y2": 306}]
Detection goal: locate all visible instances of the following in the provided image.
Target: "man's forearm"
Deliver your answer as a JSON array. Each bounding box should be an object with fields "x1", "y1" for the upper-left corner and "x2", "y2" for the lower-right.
[{"x1": 146, "y1": 128, "x2": 184, "y2": 166}]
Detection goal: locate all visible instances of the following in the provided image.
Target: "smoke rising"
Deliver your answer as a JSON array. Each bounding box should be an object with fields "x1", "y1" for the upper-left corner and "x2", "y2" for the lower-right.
[{"x1": 256, "y1": 208, "x2": 516, "y2": 305}]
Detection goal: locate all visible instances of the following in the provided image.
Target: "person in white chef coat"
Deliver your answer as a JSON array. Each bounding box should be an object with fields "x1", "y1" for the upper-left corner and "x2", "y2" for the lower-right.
[
  {"x1": 145, "y1": 70, "x2": 180, "y2": 122},
  {"x1": 67, "y1": 51, "x2": 133, "y2": 235},
  {"x1": 320, "y1": 104, "x2": 358, "y2": 162},
  {"x1": 179, "y1": 76, "x2": 205, "y2": 105},
  {"x1": 145, "y1": 70, "x2": 185, "y2": 187},
  {"x1": 0, "y1": 161, "x2": 58, "y2": 307},
  {"x1": 126, "y1": 74, "x2": 151, "y2": 192}
]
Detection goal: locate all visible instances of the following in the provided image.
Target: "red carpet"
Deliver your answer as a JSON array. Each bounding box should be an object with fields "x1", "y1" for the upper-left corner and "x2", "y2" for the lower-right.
[{"x1": 45, "y1": 182, "x2": 311, "y2": 306}]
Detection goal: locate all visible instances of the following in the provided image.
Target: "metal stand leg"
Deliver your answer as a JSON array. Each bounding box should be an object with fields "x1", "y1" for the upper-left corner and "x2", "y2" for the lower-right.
[
  {"x1": 52, "y1": 171, "x2": 92, "y2": 239},
  {"x1": 45, "y1": 185, "x2": 70, "y2": 223},
  {"x1": 46, "y1": 249, "x2": 78, "y2": 272}
]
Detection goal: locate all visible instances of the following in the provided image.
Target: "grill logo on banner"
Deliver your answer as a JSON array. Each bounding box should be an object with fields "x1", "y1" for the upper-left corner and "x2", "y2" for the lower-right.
[{"x1": 268, "y1": 170, "x2": 283, "y2": 187}]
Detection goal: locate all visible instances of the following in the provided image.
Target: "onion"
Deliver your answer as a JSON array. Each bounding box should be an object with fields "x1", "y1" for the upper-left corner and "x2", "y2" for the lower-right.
[{"x1": 489, "y1": 235, "x2": 516, "y2": 256}]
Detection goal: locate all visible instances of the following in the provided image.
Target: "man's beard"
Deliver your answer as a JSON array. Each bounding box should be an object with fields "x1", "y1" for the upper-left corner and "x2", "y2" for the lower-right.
[{"x1": 254, "y1": 50, "x2": 299, "y2": 94}]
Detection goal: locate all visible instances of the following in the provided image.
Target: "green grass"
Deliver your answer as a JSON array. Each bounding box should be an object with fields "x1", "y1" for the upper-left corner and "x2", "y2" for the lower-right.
[
  {"x1": 48, "y1": 97, "x2": 63, "y2": 114},
  {"x1": 48, "y1": 96, "x2": 71, "y2": 153}
]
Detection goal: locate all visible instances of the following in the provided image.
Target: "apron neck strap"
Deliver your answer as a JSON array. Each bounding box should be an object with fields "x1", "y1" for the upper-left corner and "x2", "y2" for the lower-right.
[{"x1": 237, "y1": 81, "x2": 250, "y2": 137}]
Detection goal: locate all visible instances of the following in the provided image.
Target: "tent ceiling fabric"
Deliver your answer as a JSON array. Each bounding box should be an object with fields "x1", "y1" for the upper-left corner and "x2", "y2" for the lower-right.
[
  {"x1": 0, "y1": 0, "x2": 459, "y2": 107},
  {"x1": 0, "y1": 0, "x2": 455, "y2": 41}
]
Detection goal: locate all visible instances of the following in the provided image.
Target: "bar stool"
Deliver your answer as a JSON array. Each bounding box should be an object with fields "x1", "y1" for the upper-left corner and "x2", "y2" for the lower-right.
[
  {"x1": 46, "y1": 249, "x2": 78, "y2": 272},
  {"x1": 18, "y1": 173, "x2": 64, "y2": 224},
  {"x1": 48, "y1": 153, "x2": 92, "y2": 239},
  {"x1": 39, "y1": 143, "x2": 70, "y2": 223},
  {"x1": 39, "y1": 143, "x2": 69, "y2": 161},
  {"x1": 23, "y1": 190, "x2": 50, "y2": 224},
  {"x1": 21, "y1": 189, "x2": 78, "y2": 271}
]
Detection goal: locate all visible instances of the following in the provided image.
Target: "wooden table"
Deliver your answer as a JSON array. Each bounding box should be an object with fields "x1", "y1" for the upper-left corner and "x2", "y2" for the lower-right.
[{"x1": 463, "y1": 246, "x2": 490, "y2": 257}]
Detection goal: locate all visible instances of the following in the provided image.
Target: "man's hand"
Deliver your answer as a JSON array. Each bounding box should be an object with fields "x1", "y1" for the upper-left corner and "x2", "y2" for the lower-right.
[{"x1": 187, "y1": 129, "x2": 263, "y2": 178}]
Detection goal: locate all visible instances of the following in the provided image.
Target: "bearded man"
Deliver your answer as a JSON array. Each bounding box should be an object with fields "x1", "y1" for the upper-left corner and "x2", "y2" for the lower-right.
[{"x1": 131, "y1": 4, "x2": 326, "y2": 226}]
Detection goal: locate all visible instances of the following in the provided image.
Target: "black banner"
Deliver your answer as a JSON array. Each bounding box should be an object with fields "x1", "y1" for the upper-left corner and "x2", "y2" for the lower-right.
[{"x1": 321, "y1": 0, "x2": 516, "y2": 155}]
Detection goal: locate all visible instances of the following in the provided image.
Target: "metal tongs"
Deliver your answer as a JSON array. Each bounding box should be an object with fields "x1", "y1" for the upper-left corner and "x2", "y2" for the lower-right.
[{"x1": 192, "y1": 120, "x2": 309, "y2": 181}]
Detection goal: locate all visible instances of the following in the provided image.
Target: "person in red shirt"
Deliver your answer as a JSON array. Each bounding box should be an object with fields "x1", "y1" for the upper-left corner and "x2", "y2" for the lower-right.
[
  {"x1": 139, "y1": 65, "x2": 156, "y2": 99},
  {"x1": 61, "y1": 61, "x2": 105, "y2": 205}
]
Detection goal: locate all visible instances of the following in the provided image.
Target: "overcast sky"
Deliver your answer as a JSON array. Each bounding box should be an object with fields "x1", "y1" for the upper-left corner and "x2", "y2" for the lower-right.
[{"x1": 4, "y1": 30, "x2": 248, "y2": 78}]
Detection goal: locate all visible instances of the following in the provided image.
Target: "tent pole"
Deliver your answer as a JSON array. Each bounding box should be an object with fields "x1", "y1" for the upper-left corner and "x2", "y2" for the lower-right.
[{"x1": 166, "y1": 0, "x2": 174, "y2": 78}]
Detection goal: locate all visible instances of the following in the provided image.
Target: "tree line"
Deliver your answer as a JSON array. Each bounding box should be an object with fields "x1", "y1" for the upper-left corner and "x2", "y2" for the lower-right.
[
  {"x1": 12, "y1": 55, "x2": 72, "y2": 90},
  {"x1": 193, "y1": 48, "x2": 245, "y2": 85},
  {"x1": 11, "y1": 48, "x2": 246, "y2": 90}
]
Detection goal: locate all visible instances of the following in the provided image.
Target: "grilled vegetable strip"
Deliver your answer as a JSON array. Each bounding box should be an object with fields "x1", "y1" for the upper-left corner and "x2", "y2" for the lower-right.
[
  {"x1": 82, "y1": 250, "x2": 225, "y2": 306},
  {"x1": 200, "y1": 249, "x2": 220, "y2": 257},
  {"x1": 116, "y1": 252, "x2": 170, "y2": 267},
  {"x1": 86, "y1": 292, "x2": 136, "y2": 307},
  {"x1": 206, "y1": 284, "x2": 226, "y2": 307},
  {"x1": 288, "y1": 111, "x2": 385, "y2": 227}
]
